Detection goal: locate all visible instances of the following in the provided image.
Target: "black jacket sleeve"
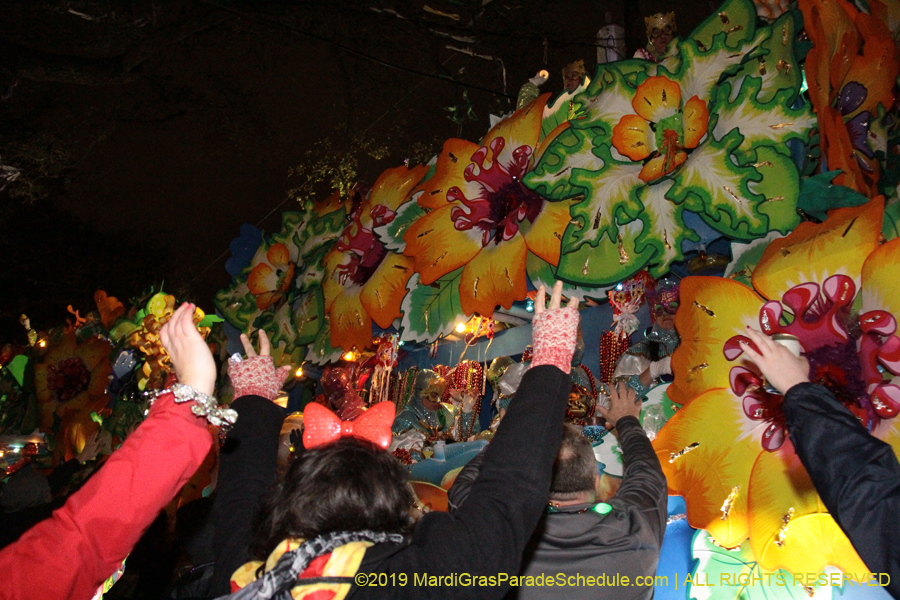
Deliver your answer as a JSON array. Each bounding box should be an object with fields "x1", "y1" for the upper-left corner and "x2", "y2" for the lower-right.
[
  {"x1": 354, "y1": 364, "x2": 571, "y2": 600},
  {"x1": 610, "y1": 416, "x2": 668, "y2": 546},
  {"x1": 210, "y1": 395, "x2": 284, "y2": 595},
  {"x1": 783, "y1": 382, "x2": 900, "y2": 597},
  {"x1": 446, "y1": 446, "x2": 487, "y2": 512}
]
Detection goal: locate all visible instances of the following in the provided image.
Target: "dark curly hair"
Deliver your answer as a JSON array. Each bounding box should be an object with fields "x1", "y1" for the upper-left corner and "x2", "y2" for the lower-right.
[{"x1": 250, "y1": 438, "x2": 413, "y2": 560}]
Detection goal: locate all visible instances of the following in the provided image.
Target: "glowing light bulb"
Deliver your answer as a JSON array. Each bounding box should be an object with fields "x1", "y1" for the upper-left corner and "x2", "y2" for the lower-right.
[
  {"x1": 455, "y1": 322, "x2": 466, "y2": 333},
  {"x1": 295, "y1": 366, "x2": 304, "y2": 378}
]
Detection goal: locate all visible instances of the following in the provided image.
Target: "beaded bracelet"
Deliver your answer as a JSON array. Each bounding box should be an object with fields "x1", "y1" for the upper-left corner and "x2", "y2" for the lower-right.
[{"x1": 150, "y1": 383, "x2": 238, "y2": 429}]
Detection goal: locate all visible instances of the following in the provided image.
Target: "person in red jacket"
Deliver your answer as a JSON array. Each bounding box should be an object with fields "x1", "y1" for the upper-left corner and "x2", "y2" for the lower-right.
[{"x1": 0, "y1": 302, "x2": 221, "y2": 600}]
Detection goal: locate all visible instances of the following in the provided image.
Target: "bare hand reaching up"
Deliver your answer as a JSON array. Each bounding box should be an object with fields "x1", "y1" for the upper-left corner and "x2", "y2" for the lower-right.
[
  {"x1": 160, "y1": 303, "x2": 216, "y2": 397},
  {"x1": 597, "y1": 382, "x2": 641, "y2": 430},
  {"x1": 740, "y1": 327, "x2": 810, "y2": 394}
]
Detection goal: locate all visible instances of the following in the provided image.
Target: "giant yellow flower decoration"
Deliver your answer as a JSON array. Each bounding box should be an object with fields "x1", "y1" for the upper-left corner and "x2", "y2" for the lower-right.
[
  {"x1": 321, "y1": 164, "x2": 428, "y2": 350},
  {"x1": 34, "y1": 332, "x2": 112, "y2": 462},
  {"x1": 656, "y1": 198, "x2": 898, "y2": 575},
  {"x1": 611, "y1": 76, "x2": 709, "y2": 182},
  {"x1": 402, "y1": 94, "x2": 572, "y2": 317}
]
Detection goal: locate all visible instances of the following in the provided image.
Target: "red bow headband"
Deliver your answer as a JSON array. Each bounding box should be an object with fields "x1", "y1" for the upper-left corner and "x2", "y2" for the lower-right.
[{"x1": 303, "y1": 401, "x2": 395, "y2": 450}]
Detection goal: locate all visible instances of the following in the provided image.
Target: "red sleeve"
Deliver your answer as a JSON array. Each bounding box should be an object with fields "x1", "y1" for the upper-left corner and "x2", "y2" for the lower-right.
[{"x1": 0, "y1": 392, "x2": 214, "y2": 600}]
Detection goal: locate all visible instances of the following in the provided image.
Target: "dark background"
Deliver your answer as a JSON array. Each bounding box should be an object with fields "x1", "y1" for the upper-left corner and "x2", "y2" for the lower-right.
[{"x1": 0, "y1": 0, "x2": 717, "y2": 343}]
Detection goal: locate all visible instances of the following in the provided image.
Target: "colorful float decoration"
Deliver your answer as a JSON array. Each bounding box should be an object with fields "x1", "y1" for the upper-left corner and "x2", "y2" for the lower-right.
[{"x1": 656, "y1": 198, "x2": 900, "y2": 576}]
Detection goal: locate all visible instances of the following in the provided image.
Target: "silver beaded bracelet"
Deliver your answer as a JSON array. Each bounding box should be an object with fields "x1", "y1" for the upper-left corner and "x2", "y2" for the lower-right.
[{"x1": 151, "y1": 383, "x2": 238, "y2": 429}]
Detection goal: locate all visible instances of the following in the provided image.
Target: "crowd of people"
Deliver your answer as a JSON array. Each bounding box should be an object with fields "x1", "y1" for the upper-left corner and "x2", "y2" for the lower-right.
[{"x1": 0, "y1": 278, "x2": 896, "y2": 600}]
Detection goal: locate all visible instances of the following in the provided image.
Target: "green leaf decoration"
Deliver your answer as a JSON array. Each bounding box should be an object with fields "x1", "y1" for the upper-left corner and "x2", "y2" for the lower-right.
[
  {"x1": 728, "y1": 12, "x2": 802, "y2": 105},
  {"x1": 295, "y1": 247, "x2": 329, "y2": 293},
  {"x1": 108, "y1": 318, "x2": 143, "y2": 344},
  {"x1": 713, "y1": 79, "x2": 816, "y2": 154},
  {"x1": 271, "y1": 209, "x2": 315, "y2": 263},
  {"x1": 690, "y1": 530, "x2": 825, "y2": 600},
  {"x1": 541, "y1": 82, "x2": 590, "y2": 139},
  {"x1": 299, "y1": 207, "x2": 346, "y2": 260},
  {"x1": 747, "y1": 146, "x2": 801, "y2": 234},
  {"x1": 198, "y1": 314, "x2": 224, "y2": 328},
  {"x1": 373, "y1": 199, "x2": 426, "y2": 253},
  {"x1": 566, "y1": 147, "x2": 645, "y2": 250},
  {"x1": 214, "y1": 281, "x2": 259, "y2": 330},
  {"x1": 797, "y1": 171, "x2": 870, "y2": 221},
  {"x1": 884, "y1": 197, "x2": 900, "y2": 241},
  {"x1": 688, "y1": 0, "x2": 757, "y2": 52},
  {"x1": 664, "y1": 32, "x2": 766, "y2": 105},
  {"x1": 635, "y1": 180, "x2": 700, "y2": 277},
  {"x1": 525, "y1": 252, "x2": 604, "y2": 302},
  {"x1": 724, "y1": 231, "x2": 784, "y2": 288},
  {"x1": 556, "y1": 219, "x2": 654, "y2": 286},
  {"x1": 584, "y1": 61, "x2": 648, "y2": 98},
  {"x1": 668, "y1": 130, "x2": 767, "y2": 240},
  {"x1": 399, "y1": 268, "x2": 465, "y2": 343},
  {"x1": 6, "y1": 355, "x2": 31, "y2": 388},
  {"x1": 526, "y1": 126, "x2": 606, "y2": 201},
  {"x1": 267, "y1": 302, "x2": 300, "y2": 353},
  {"x1": 305, "y1": 318, "x2": 343, "y2": 366},
  {"x1": 571, "y1": 67, "x2": 640, "y2": 135},
  {"x1": 291, "y1": 286, "x2": 325, "y2": 346}
]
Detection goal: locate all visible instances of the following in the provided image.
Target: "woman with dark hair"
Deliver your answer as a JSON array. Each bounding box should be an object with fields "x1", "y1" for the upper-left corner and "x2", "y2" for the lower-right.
[{"x1": 211, "y1": 281, "x2": 580, "y2": 600}]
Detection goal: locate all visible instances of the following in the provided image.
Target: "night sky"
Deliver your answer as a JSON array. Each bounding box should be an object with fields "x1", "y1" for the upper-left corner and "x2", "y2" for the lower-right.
[{"x1": 1, "y1": 0, "x2": 714, "y2": 343}]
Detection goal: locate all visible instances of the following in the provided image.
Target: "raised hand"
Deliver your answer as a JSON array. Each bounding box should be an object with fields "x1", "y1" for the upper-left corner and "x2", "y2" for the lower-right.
[
  {"x1": 229, "y1": 329, "x2": 291, "y2": 401},
  {"x1": 77, "y1": 431, "x2": 103, "y2": 463},
  {"x1": 597, "y1": 381, "x2": 641, "y2": 430},
  {"x1": 160, "y1": 303, "x2": 216, "y2": 397},
  {"x1": 530, "y1": 280, "x2": 580, "y2": 373},
  {"x1": 740, "y1": 327, "x2": 810, "y2": 394}
]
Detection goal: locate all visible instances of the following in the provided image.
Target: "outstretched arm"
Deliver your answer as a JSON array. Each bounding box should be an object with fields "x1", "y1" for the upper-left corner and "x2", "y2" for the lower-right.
[
  {"x1": 373, "y1": 282, "x2": 578, "y2": 599},
  {"x1": 599, "y1": 383, "x2": 667, "y2": 545},
  {"x1": 742, "y1": 328, "x2": 900, "y2": 595},
  {"x1": 211, "y1": 330, "x2": 289, "y2": 595},
  {"x1": 0, "y1": 303, "x2": 216, "y2": 600}
]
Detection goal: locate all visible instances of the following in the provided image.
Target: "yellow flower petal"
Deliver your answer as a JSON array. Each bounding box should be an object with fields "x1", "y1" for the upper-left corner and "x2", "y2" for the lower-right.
[
  {"x1": 861, "y1": 235, "x2": 900, "y2": 318},
  {"x1": 655, "y1": 388, "x2": 759, "y2": 548},
  {"x1": 459, "y1": 235, "x2": 528, "y2": 317},
  {"x1": 403, "y1": 204, "x2": 482, "y2": 285},
  {"x1": 328, "y1": 285, "x2": 372, "y2": 351},
  {"x1": 359, "y1": 253, "x2": 415, "y2": 329},
  {"x1": 364, "y1": 164, "x2": 430, "y2": 217},
  {"x1": 322, "y1": 248, "x2": 350, "y2": 311},
  {"x1": 481, "y1": 93, "x2": 548, "y2": 167},
  {"x1": 752, "y1": 197, "x2": 883, "y2": 302},
  {"x1": 748, "y1": 442, "x2": 868, "y2": 574},
  {"x1": 682, "y1": 95, "x2": 709, "y2": 149},
  {"x1": 521, "y1": 199, "x2": 573, "y2": 266},
  {"x1": 412, "y1": 139, "x2": 482, "y2": 210},
  {"x1": 670, "y1": 276, "x2": 764, "y2": 404},
  {"x1": 632, "y1": 76, "x2": 681, "y2": 123},
  {"x1": 612, "y1": 115, "x2": 654, "y2": 161}
]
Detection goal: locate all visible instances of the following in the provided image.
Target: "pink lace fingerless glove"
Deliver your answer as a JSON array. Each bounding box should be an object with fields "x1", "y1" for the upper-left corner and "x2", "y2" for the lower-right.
[
  {"x1": 228, "y1": 356, "x2": 291, "y2": 400},
  {"x1": 529, "y1": 306, "x2": 580, "y2": 374}
]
